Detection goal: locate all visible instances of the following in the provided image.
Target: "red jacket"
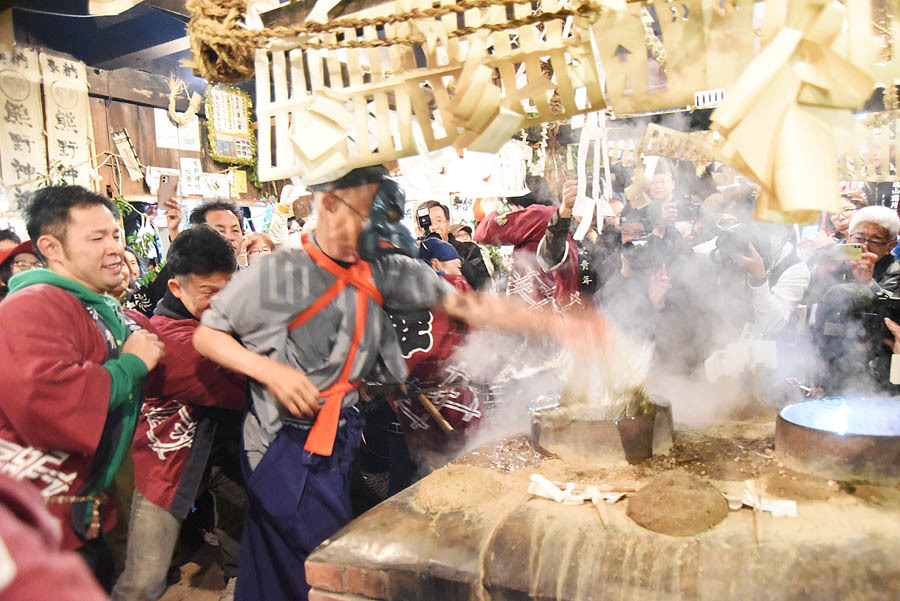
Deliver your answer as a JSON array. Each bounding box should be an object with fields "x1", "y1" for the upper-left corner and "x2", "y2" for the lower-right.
[
  {"x1": 386, "y1": 274, "x2": 482, "y2": 449},
  {"x1": 0, "y1": 285, "x2": 128, "y2": 549},
  {"x1": 474, "y1": 204, "x2": 581, "y2": 311},
  {"x1": 0, "y1": 475, "x2": 108, "y2": 601},
  {"x1": 129, "y1": 307, "x2": 247, "y2": 517}
]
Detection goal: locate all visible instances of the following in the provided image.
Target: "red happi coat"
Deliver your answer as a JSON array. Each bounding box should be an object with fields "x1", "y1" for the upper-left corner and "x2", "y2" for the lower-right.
[
  {"x1": 129, "y1": 311, "x2": 247, "y2": 517},
  {"x1": 0, "y1": 285, "x2": 124, "y2": 549},
  {"x1": 0, "y1": 475, "x2": 108, "y2": 601},
  {"x1": 474, "y1": 204, "x2": 581, "y2": 311},
  {"x1": 386, "y1": 274, "x2": 482, "y2": 450}
]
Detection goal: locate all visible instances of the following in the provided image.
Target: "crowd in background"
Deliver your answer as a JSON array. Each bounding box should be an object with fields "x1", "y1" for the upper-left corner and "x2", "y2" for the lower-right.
[{"x1": 1, "y1": 157, "x2": 899, "y2": 600}]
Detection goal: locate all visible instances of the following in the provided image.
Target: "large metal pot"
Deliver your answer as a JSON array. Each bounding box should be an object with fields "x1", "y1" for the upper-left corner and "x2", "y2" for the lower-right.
[{"x1": 775, "y1": 397, "x2": 900, "y2": 484}]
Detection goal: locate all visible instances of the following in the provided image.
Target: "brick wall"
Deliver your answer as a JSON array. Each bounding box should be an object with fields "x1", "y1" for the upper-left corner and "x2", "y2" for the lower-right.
[{"x1": 306, "y1": 559, "x2": 473, "y2": 601}]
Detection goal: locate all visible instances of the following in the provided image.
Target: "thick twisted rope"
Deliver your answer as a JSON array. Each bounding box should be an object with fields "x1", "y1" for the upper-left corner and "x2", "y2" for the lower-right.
[{"x1": 186, "y1": 0, "x2": 609, "y2": 83}]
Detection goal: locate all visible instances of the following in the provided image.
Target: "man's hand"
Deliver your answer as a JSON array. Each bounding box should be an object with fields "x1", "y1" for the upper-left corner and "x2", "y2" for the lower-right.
[
  {"x1": 661, "y1": 201, "x2": 678, "y2": 225},
  {"x1": 193, "y1": 324, "x2": 321, "y2": 418},
  {"x1": 733, "y1": 243, "x2": 767, "y2": 280},
  {"x1": 163, "y1": 197, "x2": 183, "y2": 241},
  {"x1": 851, "y1": 251, "x2": 877, "y2": 285},
  {"x1": 260, "y1": 360, "x2": 321, "y2": 419},
  {"x1": 884, "y1": 317, "x2": 900, "y2": 355},
  {"x1": 122, "y1": 330, "x2": 165, "y2": 371},
  {"x1": 559, "y1": 179, "x2": 577, "y2": 218},
  {"x1": 647, "y1": 265, "x2": 670, "y2": 310}
]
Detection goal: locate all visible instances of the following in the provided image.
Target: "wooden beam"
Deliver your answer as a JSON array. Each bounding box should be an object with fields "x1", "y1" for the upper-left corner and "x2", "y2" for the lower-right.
[
  {"x1": 93, "y1": 36, "x2": 190, "y2": 70},
  {"x1": 87, "y1": 65, "x2": 206, "y2": 115},
  {"x1": 260, "y1": 0, "x2": 396, "y2": 28},
  {"x1": 145, "y1": 0, "x2": 190, "y2": 19}
]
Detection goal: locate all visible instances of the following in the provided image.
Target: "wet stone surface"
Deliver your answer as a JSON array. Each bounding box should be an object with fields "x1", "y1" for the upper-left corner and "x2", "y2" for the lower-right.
[{"x1": 308, "y1": 419, "x2": 900, "y2": 601}]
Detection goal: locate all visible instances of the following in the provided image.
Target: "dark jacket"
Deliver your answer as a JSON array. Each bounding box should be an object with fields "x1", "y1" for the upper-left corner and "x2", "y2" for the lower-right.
[{"x1": 448, "y1": 234, "x2": 491, "y2": 290}]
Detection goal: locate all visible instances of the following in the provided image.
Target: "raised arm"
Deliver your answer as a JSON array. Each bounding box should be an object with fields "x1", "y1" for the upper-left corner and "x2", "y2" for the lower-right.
[
  {"x1": 193, "y1": 324, "x2": 321, "y2": 418},
  {"x1": 435, "y1": 290, "x2": 608, "y2": 350},
  {"x1": 539, "y1": 179, "x2": 577, "y2": 269}
]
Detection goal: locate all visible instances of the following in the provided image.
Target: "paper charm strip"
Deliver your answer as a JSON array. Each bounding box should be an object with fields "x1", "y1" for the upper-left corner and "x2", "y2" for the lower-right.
[
  {"x1": 40, "y1": 51, "x2": 92, "y2": 189},
  {"x1": 0, "y1": 46, "x2": 47, "y2": 211}
]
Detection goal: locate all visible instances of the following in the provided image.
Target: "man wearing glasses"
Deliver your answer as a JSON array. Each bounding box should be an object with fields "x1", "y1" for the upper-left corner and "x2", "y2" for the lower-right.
[
  {"x1": 193, "y1": 165, "x2": 609, "y2": 601},
  {"x1": 846, "y1": 206, "x2": 900, "y2": 294}
]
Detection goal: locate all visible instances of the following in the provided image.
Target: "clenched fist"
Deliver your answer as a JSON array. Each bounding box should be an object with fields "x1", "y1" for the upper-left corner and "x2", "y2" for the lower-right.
[{"x1": 122, "y1": 330, "x2": 165, "y2": 371}]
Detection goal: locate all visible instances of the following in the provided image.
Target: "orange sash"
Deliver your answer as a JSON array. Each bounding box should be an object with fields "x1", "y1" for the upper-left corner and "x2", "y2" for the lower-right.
[{"x1": 288, "y1": 234, "x2": 383, "y2": 456}]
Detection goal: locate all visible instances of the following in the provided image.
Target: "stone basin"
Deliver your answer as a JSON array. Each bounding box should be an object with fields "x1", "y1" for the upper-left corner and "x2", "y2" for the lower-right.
[
  {"x1": 531, "y1": 398, "x2": 674, "y2": 464},
  {"x1": 307, "y1": 419, "x2": 900, "y2": 601}
]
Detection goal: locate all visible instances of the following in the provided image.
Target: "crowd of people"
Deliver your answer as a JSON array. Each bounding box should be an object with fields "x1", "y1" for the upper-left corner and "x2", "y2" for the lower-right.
[{"x1": 0, "y1": 155, "x2": 898, "y2": 600}]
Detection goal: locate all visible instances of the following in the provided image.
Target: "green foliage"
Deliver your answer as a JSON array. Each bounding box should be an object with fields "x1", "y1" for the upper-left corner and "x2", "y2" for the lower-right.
[
  {"x1": 126, "y1": 229, "x2": 159, "y2": 262},
  {"x1": 137, "y1": 262, "x2": 163, "y2": 287}
]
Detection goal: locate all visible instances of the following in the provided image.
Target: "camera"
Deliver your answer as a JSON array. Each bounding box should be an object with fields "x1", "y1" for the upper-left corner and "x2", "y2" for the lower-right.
[
  {"x1": 714, "y1": 224, "x2": 771, "y2": 265},
  {"x1": 677, "y1": 200, "x2": 701, "y2": 222},
  {"x1": 416, "y1": 207, "x2": 432, "y2": 231},
  {"x1": 860, "y1": 294, "x2": 900, "y2": 342}
]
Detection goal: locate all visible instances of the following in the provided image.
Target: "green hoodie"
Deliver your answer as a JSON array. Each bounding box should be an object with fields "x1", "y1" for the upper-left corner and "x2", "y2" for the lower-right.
[{"x1": 8, "y1": 269, "x2": 147, "y2": 524}]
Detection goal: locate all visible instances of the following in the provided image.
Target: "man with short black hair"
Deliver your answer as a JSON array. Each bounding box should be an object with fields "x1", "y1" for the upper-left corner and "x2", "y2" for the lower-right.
[
  {"x1": 188, "y1": 201, "x2": 245, "y2": 258},
  {"x1": 0, "y1": 185, "x2": 164, "y2": 588},
  {"x1": 113, "y1": 225, "x2": 246, "y2": 601},
  {"x1": 131, "y1": 201, "x2": 246, "y2": 316}
]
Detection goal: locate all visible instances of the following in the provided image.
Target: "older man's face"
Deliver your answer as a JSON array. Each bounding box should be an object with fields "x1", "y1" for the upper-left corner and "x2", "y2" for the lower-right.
[
  {"x1": 849, "y1": 221, "x2": 897, "y2": 262},
  {"x1": 320, "y1": 183, "x2": 379, "y2": 262},
  {"x1": 649, "y1": 173, "x2": 675, "y2": 203}
]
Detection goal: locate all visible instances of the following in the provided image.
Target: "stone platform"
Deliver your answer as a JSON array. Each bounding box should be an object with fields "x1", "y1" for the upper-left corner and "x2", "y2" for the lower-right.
[{"x1": 306, "y1": 419, "x2": 900, "y2": 601}]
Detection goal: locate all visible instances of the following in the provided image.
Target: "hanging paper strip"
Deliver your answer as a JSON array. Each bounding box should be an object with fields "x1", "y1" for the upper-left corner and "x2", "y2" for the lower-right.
[
  {"x1": 206, "y1": 86, "x2": 255, "y2": 165},
  {"x1": 0, "y1": 46, "x2": 48, "y2": 211},
  {"x1": 39, "y1": 51, "x2": 92, "y2": 189}
]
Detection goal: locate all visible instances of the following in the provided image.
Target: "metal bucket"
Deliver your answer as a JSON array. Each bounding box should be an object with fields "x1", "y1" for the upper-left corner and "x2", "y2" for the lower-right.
[
  {"x1": 775, "y1": 397, "x2": 900, "y2": 484},
  {"x1": 531, "y1": 398, "x2": 674, "y2": 465}
]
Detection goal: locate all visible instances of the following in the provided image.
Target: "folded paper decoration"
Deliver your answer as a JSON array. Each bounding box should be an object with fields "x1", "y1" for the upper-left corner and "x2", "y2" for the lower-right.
[{"x1": 247, "y1": 0, "x2": 889, "y2": 222}]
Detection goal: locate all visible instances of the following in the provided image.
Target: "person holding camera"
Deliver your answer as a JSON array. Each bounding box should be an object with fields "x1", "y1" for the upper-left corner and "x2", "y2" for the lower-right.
[
  {"x1": 598, "y1": 234, "x2": 672, "y2": 339},
  {"x1": 845, "y1": 206, "x2": 900, "y2": 293},
  {"x1": 715, "y1": 223, "x2": 810, "y2": 337},
  {"x1": 805, "y1": 206, "x2": 900, "y2": 313},
  {"x1": 415, "y1": 200, "x2": 491, "y2": 290}
]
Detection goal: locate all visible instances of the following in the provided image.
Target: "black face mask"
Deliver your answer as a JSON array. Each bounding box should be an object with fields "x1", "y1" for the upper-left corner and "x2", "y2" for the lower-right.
[{"x1": 358, "y1": 177, "x2": 417, "y2": 261}]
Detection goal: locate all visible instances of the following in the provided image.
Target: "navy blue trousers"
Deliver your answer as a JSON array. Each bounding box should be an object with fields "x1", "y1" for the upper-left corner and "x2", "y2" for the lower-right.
[{"x1": 234, "y1": 408, "x2": 363, "y2": 601}]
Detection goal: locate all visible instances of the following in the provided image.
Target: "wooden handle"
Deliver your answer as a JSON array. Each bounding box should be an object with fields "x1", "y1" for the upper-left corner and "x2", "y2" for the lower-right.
[{"x1": 417, "y1": 393, "x2": 454, "y2": 433}]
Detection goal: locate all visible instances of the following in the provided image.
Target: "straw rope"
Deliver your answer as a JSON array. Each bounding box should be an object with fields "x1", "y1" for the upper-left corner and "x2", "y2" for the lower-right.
[{"x1": 185, "y1": 0, "x2": 612, "y2": 83}]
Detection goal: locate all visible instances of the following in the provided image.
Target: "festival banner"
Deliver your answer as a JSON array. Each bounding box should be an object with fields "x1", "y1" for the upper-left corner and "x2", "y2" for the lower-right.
[
  {"x1": 0, "y1": 46, "x2": 48, "y2": 211},
  {"x1": 39, "y1": 51, "x2": 93, "y2": 189}
]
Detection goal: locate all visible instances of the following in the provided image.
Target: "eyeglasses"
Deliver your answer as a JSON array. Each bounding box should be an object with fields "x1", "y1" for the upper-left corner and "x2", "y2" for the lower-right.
[
  {"x1": 328, "y1": 191, "x2": 369, "y2": 221},
  {"x1": 11, "y1": 259, "x2": 41, "y2": 270},
  {"x1": 248, "y1": 247, "x2": 272, "y2": 256},
  {"x1": 839, "y1": 207, "x2": 859, "y2": 217},
  {"x1": 850, "y1": 233, "x2": 894, "y2": 248}
]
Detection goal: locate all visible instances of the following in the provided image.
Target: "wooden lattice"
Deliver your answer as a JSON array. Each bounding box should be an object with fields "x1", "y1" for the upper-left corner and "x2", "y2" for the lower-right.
[{"x1": 254, "y1": 0, "x2": 612, "y2": 181}]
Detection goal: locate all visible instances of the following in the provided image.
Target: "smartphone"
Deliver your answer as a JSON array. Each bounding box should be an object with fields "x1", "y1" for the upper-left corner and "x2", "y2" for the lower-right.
[
  {"x1": 157, "y1": 174, "x2": 179, "y2": 210},
  {"x1": 416, "y1": 206, "x2": 432, "y2": 231},
  {"x1": 827, "y1": 243, "x2": 863, "y2": 261}
]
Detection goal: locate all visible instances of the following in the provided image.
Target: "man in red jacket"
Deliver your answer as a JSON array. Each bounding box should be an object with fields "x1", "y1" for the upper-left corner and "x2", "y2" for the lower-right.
[
  {"x1": 0, "y1": 186, "x2": 164, "y2": 589},
  {"x1": 386, "y1": 237, "x2": 482, "y2": 470},
  {"x1": 113, "y1": 226, "x2": 246, "y2": 601},
  {"x1": 474, "y1": 176, "x2": 581, "y2": 311}
]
